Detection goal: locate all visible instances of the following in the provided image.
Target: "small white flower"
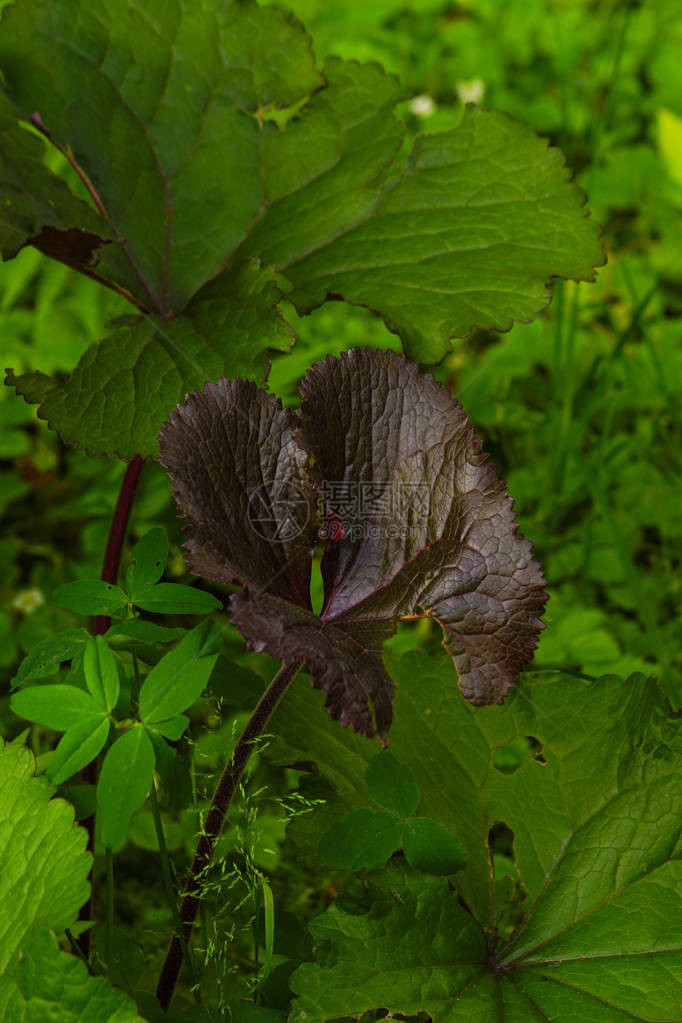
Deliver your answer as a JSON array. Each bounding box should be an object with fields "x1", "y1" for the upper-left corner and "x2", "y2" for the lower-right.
[
  {"x1": 456, "y1": 78, "x2": 485, "y2": 105},
  {"x1": 409, "y1": 94, "x2": 436, "y2": 118},
  {"x1": 12, "y1": 588, "x2": 45, "y2": 614}
]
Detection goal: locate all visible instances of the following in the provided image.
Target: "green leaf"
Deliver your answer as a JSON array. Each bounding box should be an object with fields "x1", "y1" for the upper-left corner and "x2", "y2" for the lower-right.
[
  {"x1": 318, "y1": 808, "x2": 402, "y2": 870},
  {"x1": 0, "y1": 927, "x2": 141, "y2": 1020},
  {"x1": 133, "y1": 582, "x2": 221, "y2": 616},
  {"x1": 83, "y1": 635, "x2": 120, "y2": 712},
  {"x1": 0, "y1": 90, "x2": 115, "y2": 266},
  {"x1": 150, "y1": 716, "x2": 190, "y2": 741},
  {"x1": 97, "y1": 727, "x2": 155, "y2": 849},
  {"x1": 47, "y1": 716, "x2": 110, "y2": 786},
  {"x1": 1, "y1": 0, "x2": 601, "y2": 460},
  {"x1": 10, "y1": 628, "x2": 89, "y2": 688},
  {"x1": 0, "y1": 2, "x2": 322, "y2": 311},
  {"x1": 7, "y1": 262, "x2": 295, "y2": 459},
  {"x1": 128, "y1": 527, "x2": 168, "y2": 597},
  {"x1": 0, "y1": 742, "x2": 90, "y2": 975},
  {"x1": 280, "y1": 653, "x2": 682, "y2": 1021},
  {"x1": 106, "y1": 621, "x2": 187, "y2": 645},
  {"x1": 401, "y1": 817, "x2": 467, "y2": 876},
  {"x1": 52, "y1": 580, "x2": 129, "y2": 616},
  {"x1": 365, "y1": 752, "x2": 420, "y2": 819},
  {"x1": 138, "y1": 624, "x2": 219, "y2": 724},
  {"x1": 11, "y1": 684, "x2": 102, "y2": 730},
  {"x1": 274, "y1": 103, "x2": 604, "y2": 362}
]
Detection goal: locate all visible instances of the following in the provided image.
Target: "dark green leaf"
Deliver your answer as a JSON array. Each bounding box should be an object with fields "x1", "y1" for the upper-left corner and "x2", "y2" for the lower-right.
[
  {"x1": 276, "y1": 654, "x2": 682, "y2": 1021},
  {"x1": 52, "y1": 581, "x2": 128, "y2": 616},
  {"x1": 83, "y1": 635, "x2": 119, "y2": 713},
  {"x1": 318, "y1": 808, "x2": 402, "y2": 870},
  {"x1": 128, "y1": 527, "x2": 168, "y2": 597},
  {"x1": 97, "y1": 727, "x2": 155, "y2": 849},
  {"x1": 402, "y1": 817, "x2": 467, "y2": 876},
  {"x1": 10, "y1": 684, "x2": 102, "y2": 730},
  {"x1": 365, "y1": 752, "x2": 420, "y2": 819},
  {"x1": 133, "y1": 583, "x2": 221, "y2": 616},
  {"x1": 47, "y1": 716, "x2": 110, "y2": 786},
  {"x1": 7, "y1": 263, "x2": 295, "y2": 459},
  {"x1": 106, "y1": 621, "x2": 187, "y2": 645},
  {"x1": 10, "y1": 628, "x2": 89, "y2": 689}
]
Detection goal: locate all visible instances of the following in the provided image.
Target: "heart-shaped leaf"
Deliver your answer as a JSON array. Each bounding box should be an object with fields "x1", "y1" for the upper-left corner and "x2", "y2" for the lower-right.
[{"x1": 159, "y1": 349, "x2": 547, "y2": 739}]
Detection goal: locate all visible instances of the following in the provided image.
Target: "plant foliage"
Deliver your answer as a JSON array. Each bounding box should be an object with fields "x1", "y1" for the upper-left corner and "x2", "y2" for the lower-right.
[{"x1": 1, "y1": 0, "x2": 602, "y2": 458}]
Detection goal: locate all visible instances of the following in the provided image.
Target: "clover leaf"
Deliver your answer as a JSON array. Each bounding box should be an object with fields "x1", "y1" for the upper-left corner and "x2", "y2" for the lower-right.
[{"x1": 159, "y1": 349, "x2": 547, "y2": 740}]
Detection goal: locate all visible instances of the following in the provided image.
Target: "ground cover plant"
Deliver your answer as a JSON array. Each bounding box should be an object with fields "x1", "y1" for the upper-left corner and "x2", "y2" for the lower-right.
[{"x1": 0, "y1": 0, "x2": 680, "y2": 1021}]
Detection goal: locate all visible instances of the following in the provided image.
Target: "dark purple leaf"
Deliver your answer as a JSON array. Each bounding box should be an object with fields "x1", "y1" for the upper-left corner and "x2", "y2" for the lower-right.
[{"x1": 158, "y1": 350, "x2": 546, "y2": 739}]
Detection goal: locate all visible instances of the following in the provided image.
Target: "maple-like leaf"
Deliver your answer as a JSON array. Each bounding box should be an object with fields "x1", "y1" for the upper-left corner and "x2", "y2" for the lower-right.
[{"x1": 159, "y1": 349, "x2": 546, "y2": 739}]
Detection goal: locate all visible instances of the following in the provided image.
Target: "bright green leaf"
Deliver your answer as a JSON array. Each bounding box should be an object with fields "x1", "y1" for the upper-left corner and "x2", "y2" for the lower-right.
[
  {"x1": 402, "y1": 817, "x2": 467, "y2": 876},
  {"x1": 10, "y1": 628, "x2": 89, "y2": 689},
  {"x1": 149, "y1": 716, "x2": 190, "y2": 741},
  {"x1": 52, "y1": 581, "x2": 129, "y2": 616},
  {"x1": 133, "y1": 582, "x2": 221, "y2": 616},
  {"x1": 0, "y1": 742, "x2": 90, "y2": 975},
  {"x1": 11, "y1": 684, "x2": 101, "y2": 730},
  {"x1": 128, "y1": 527, "x2": 168, "y2": 597},
  {"x1": 47, "y1": 716, "x2": 110, "y2": 786},
  {"x1": 97, "y1": 727, "x2": 155, "y2": 849},
  {"x1": 83, "y1": 635, "x2": 119, "y2": 713},
  {"x1": 0, "y1": 927, "x2": 141, "y2": 1020},
  {"x1": 318, "y1": 808, "x2": 402, "y2": 870},
  {"x1": 138, "y1": 624, "x2": 219, "y2": 724},
  {"x1": 365, "y1": 751, "x2": 420, "y2": 819}
]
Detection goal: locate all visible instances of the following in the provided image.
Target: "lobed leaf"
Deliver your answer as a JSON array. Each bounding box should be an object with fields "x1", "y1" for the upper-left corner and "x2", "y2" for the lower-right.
[
  {"x1": 160, "y1": 349, "x2": 546, "y2": 738},
  {"x1": 0, "y1": 927, "x2": 141, "y2": 1021},
  {"x1": 1, "y1": 0, "x2": 602, "y2": 457},
  {"x1": 267, "y1": 652, "x2": 682, "y2": 1021},
  {"x1": 0, "y1": 742, "x2": 91, "y2": 975}
]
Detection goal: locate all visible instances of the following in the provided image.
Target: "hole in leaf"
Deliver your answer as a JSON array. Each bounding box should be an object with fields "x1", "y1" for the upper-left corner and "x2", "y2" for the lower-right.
[
  {"x1": 492, "y1": 735, "x2": 544, "y2": 773},
  {"x1": 487, "y1": 822, "x2": 527, "y2": 944}
]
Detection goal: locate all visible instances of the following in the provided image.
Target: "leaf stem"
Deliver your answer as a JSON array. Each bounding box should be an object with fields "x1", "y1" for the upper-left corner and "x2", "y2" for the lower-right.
[
  {"x1": 155, "y1": 659, "x2": 302, "y2": 1011},
  {"x1": 94, "y1": 456, "x2": 146, "y2": 636},
  {"x1": 105, "y1": 847, "x2": 114, "y2": 974},
  {"x1": 78, "y1": 454, "x2": 145, "y2": 957},
  {"x1": 149, "y1": 780, "x2": 201, "y2": 1002}
]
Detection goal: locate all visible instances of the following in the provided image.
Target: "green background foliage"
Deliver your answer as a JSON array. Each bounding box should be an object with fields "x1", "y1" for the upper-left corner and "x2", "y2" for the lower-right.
[{"x1": 0, "y1": 0, "x2": 680, "y2": 1019}]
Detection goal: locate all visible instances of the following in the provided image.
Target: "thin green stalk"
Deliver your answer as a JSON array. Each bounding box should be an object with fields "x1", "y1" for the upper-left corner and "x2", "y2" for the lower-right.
[
  {"x1": 105, "y1": 848, "x2": 114, "y2": 975},
  {"x1": 155, "y1": 659, "x2": 302, "y2": 1012},
  {"x1": 149, "y1": 782, "x2": 201, "y2": 1002}
]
